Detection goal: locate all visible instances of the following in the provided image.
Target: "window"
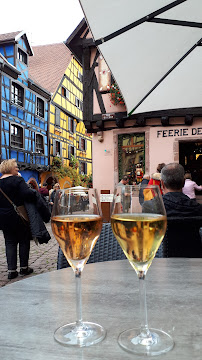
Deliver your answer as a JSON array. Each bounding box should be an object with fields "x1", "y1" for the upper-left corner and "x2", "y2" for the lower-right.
[
  {"x1": 18, "y1": 48, "x2": 27, "y2": 64},
  {"x1": 55, "y1": 108, "x2": 60, "y2": 127},
  {"x1": 80, "y1": 162, "x2": 87, "y2": 175},
  {"x1": 36, "y1": 134, "x2": 44, "y2": 154},
  {"x1": 62, "y1": 86, "x2": 69, "y2": 99},
  {"x1": 69, "y1": 117, "x2": 74, "y2": 133},
  {"x1": 10, "y1": 124, "x2": 23, "y2": 148},
  {"x1": 75, "y1": 97, "x2": 83, "y2": 110},
  {"x1": 78, "y1": 71, "x2": 83, "y2": 82},
  {"x1": 53, "y1": 139, "x2": 62, "y2": 157},
  {"x1": 11, "y1": 83, "x2": 24, "y2": 107},
  {"x1": 36, "y1": 98, "x2": 44, "y2": 118},
  {"x1": 79, "y1": 137, "x2": 86, "y2": 151},
  {"x1": 68, "y1": 145, "x2": 75, "y2": 159}
]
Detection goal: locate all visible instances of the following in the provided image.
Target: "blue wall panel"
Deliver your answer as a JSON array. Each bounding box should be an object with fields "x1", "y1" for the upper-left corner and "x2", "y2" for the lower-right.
[
  {"x1": 2, "y1": 148, "x2": 7, "y2": 159},
  {"x1": 5, "y1": 88, "x2": 9, "y2": 100},
  {"x1": 3, "y1": 76, "x2": 10, "y2": 86},
  {"x1": 4, "y1": 120, "x2": 9, "y2": 130},
  {"x1": 2, "y1": 100, "x2": 7, "y2": 112},
  {"x1": 18, "y1": 109, "x2": 24, "y2": 119},
  {"x1": 5, "y1": 45, "x2": 14, "y2": 56},
  {"x1": 11, "y1": 150, "x2": 17, "y2": 158},
  {"x1": 18, "y1": 152, "x2": 24, "y2": 162},
  {"x1": 8, "y1": 58, "x2": 14, "y2": 66},
  {"x1": 20, "y1": 170, "x2": 39, "y2": 183},
  {"x1": 10, "y1": 106, "x2": 17, "y2": 116}
]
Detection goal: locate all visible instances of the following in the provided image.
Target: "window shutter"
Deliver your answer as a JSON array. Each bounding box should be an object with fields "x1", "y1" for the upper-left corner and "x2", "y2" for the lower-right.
[
  {"x1": 85, "y1": 162, "x2": 87, "y2": 174},
  {"x1": 60, "y1": 142, "x2": 63, "y2": 157},
  {"x1": 53, "y1": 139, "x2": 56, "y2": 156},
  {"x1": 79, "y1": 137, "x2": 81, "y2": 150},
  {"x1": 68, "y1": 145, "x2": 71, "y2": 159},
  {"x1": 68, "y1": 117, "x2": 70, "y2": 132},
  {"x1": 73, "y1": 120, "x2": 76, "y2": 133},
  {"x1": 84, "y1": 139, "x2": 87, "y2": 151},
  {"x1": 55, "y1": 108, "x2": 60, "y2": 126}
]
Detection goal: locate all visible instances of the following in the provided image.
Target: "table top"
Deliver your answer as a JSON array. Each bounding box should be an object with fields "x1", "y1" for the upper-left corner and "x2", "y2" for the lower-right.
[{"x1": 0, "y1": 258, "x2": 202, "y2": 360}]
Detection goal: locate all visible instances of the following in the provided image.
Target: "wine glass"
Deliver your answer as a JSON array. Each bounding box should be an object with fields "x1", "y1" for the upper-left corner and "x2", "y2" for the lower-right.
[
  {"x1": 51, "y1": 187, "x2": 106, "y2": 347},
  {"x1": 111, "y1": 184, "x2": 174, "y2": 356}
]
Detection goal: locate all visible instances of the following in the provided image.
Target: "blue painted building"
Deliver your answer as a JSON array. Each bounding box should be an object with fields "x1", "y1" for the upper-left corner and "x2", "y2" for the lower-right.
[{"x1": 0, "y1": 31, "x2": 51, "y2": 188}]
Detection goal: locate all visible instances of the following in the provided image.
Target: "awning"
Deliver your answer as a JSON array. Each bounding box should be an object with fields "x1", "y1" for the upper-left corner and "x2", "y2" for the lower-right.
[{"x1": 79, "y1": 0, "x2": 202, "y2": 116}]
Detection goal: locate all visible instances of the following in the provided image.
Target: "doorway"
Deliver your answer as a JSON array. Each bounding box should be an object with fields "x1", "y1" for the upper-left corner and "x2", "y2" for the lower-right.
[{"x1": 179, "y1": 141, "x2": 202, "y2": 187}]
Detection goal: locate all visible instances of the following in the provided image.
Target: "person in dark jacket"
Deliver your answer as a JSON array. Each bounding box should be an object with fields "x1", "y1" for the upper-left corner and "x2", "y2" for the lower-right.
[
  {"x1": 139, "y1": 173, "x2": 150, "y2": 205},
  {"x1": 49, "y1": 183, "x2": 60, "y2": 211},
  {"x1": 161, "y1": 163, "x2": 202, "y2": 217},
  {"x1": 0, "y1": 159, "x2": 36, "y2": 279}
]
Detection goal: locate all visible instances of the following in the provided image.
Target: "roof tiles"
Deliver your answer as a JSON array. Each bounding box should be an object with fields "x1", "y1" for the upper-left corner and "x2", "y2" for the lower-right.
[{"x1": 29, "y1": 43, "x2": 73, "y2": 94}]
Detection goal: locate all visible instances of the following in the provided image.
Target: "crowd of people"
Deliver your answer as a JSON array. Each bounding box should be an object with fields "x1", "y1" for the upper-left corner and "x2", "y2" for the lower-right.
[{"x1": 1, "y1": 157, "x2": 202, "y2": 280}]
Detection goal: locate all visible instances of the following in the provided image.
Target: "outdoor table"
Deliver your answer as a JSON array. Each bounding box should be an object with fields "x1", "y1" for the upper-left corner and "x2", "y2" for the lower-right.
[{"x1": 0, "y1": 258, "x2": 201, "y2": 360}]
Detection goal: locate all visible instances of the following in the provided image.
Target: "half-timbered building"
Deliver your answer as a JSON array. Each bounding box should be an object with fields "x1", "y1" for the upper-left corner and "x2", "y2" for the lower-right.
[
  {"x1": 67, "y1": 20, "x2": 202, "y2": 207},
  {"x1": 29, "y1": 42, "x2": 92, "y2": 187},
  {"x1": 0, "y1": 31, "x2": 51, "y2": 188}
]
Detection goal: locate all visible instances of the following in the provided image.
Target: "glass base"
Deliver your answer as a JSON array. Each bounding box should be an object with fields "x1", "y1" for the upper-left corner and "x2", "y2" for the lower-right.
[
  {"x1": 118, "y1": 328, "x2": 174, "y2": 356},
  {"x1": 54, "y1": 321, "x2": 106, "y2": 347}
]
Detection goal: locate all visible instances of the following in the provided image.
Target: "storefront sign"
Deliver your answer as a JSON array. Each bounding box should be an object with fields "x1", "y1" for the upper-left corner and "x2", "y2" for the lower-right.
[{"x1": 157, "y1": 127, "x2": 202, "y2": 138}]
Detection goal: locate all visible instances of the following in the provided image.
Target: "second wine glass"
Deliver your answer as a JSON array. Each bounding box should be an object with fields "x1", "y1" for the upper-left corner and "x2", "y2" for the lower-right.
[
  {"x1": 51, "y1": 187, "x2": 106, "y2": 347},
  {"x1": 111, "y1": 184, "x2": 174, "y2": 356}
]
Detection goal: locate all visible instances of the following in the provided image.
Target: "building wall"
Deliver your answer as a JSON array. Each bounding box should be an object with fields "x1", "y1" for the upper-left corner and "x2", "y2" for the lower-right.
[
  {"x1": 49, "y1": 57, "x2": 92, "y2": 176},
  {"x1": 92, "y1": 118, "x2": 202, "y2": 195}
]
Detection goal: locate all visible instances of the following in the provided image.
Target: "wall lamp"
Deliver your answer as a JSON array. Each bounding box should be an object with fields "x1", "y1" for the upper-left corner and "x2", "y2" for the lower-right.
[
  {"x1": 185, "y1": 115, "x2": 193, "y2": 126},
  {"x1": 161, "y1": 116, "x2": 169, "y2": 126}
]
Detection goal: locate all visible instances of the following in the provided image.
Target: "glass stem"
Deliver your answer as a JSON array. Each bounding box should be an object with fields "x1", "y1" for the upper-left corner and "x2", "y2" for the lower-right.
[
  {"x1": 138, "y1": 272, "x2": 151, "y2": 338},
  {"x1": 75, "y1": 269, "x2": 83, "y2": 328}
]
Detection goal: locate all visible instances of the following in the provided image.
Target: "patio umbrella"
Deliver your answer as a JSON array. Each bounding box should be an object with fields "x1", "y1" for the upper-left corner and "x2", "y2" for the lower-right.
[{"x1": 79, "y1": 0, "x2": 202, "y2": 116}]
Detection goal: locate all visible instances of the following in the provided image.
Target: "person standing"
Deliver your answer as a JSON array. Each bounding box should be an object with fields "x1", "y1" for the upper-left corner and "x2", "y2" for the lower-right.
[
  {"x1": 182, "y1": 172, "x2": 202, "y2": 200},
  {"x1": 148, "y1": 163, "x2": 165, "y2": 194},
  {"x1": 0, "y1": 159, "x2": 35, "y2": 279},
  {"x1": 49, "y1": 183, "x2": 60, "y2": 211},
  {"x1": 139, "y1": 173, "x2": 150, "y2": 205}
]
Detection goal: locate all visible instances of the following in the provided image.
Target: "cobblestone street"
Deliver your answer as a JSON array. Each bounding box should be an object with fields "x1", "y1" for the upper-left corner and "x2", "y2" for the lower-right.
[{"x1": 0, "y1": 222, "x2": 58, "y2": 287}]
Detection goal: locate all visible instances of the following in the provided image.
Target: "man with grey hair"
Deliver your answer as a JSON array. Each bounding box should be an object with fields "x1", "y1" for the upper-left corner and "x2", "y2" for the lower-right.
[{"x1": 161, "y1": 163, "x2": 202, "y2": 216}]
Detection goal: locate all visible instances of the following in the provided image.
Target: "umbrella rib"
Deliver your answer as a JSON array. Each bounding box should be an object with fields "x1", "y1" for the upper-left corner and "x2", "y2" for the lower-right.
[
  {"x1": 150, "y1": 18, "x2": 202, "y2": 29},
  {"x1": 94, "y1": 0, "x2": 186, "y2": 46},
  {"x1": 128, "y1": 39, "x2": 202, "y2": 117}
]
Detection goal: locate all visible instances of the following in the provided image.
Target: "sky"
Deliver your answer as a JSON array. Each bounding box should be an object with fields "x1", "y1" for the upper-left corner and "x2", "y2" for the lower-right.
[{"x1": 0, "y1": 0, "x2": 84, "y2": 46}]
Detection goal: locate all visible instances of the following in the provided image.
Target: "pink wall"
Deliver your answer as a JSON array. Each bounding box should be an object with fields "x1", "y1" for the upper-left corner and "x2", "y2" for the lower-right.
[{"x1": 93, "y1": 118, "x2": 202, "y2": 195}]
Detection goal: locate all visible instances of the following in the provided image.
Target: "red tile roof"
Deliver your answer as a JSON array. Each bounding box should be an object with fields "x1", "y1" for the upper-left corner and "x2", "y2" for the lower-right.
[
  {"x1": 29, "y1": 43, "x2": 73, "y2": 94},
  {"x1": 0, "y1": 31, "x2": 22, "y2": 42}
]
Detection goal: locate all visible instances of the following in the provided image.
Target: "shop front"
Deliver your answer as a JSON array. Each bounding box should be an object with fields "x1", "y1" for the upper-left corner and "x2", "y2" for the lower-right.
[{"x1": 92, "y1": 118, "x2": 202, "y2": 205}]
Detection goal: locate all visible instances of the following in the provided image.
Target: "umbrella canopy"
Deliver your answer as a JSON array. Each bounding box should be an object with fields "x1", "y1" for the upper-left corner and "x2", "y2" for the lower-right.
[{"x1": 79, "y1": 0, "x2": 202, "y2": 116}]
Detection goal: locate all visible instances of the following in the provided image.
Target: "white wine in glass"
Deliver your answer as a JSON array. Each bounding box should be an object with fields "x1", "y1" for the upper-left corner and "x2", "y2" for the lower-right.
[
  {"x1": 111, "y1": 184, "x2": 174, "y2": 356},
  {"x1": 51, "y1": 187, "x2": 106, "y2": 347}
]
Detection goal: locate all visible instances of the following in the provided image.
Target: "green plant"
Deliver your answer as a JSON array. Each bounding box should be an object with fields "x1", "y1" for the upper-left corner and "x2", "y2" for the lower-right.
[
  {"x1": 69, "y1": 154, "x2": 79, "y2": 169},
  {"x1": 109, "y1": 83, "x2": 125, "y2": 106},
  {"x1": 81, "y1": 173, "x2": 93, "y2": 188},
  {"x1": 51, "y1": 156, "x2": 81, "y2": 185}
]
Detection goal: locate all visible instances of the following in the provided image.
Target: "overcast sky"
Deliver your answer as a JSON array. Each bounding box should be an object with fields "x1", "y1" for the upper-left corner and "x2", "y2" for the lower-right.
[{"x1": 0, "y1": 0, "x2": 84, "y2": 46}]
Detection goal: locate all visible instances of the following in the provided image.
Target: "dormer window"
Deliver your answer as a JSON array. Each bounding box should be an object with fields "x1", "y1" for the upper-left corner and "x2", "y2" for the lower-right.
[
  {"x1": 18, "y1": 48, "x2": 27, "y2": 65},
  {"x1": 62, "y1": 86, "x2": 69, "y2": 99},
  {"x1": 75, "y1": 97, "x2": 83, "y2": 110},
  {"x1": 77, "y1": 71, "x2": 83, "y2": 82},
  {"x1": 36, "y1": 98, "x2": 44, "y2": 118},
  {"x1": 11, "y1": 82, "x2": 24, "y2": 107}
]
